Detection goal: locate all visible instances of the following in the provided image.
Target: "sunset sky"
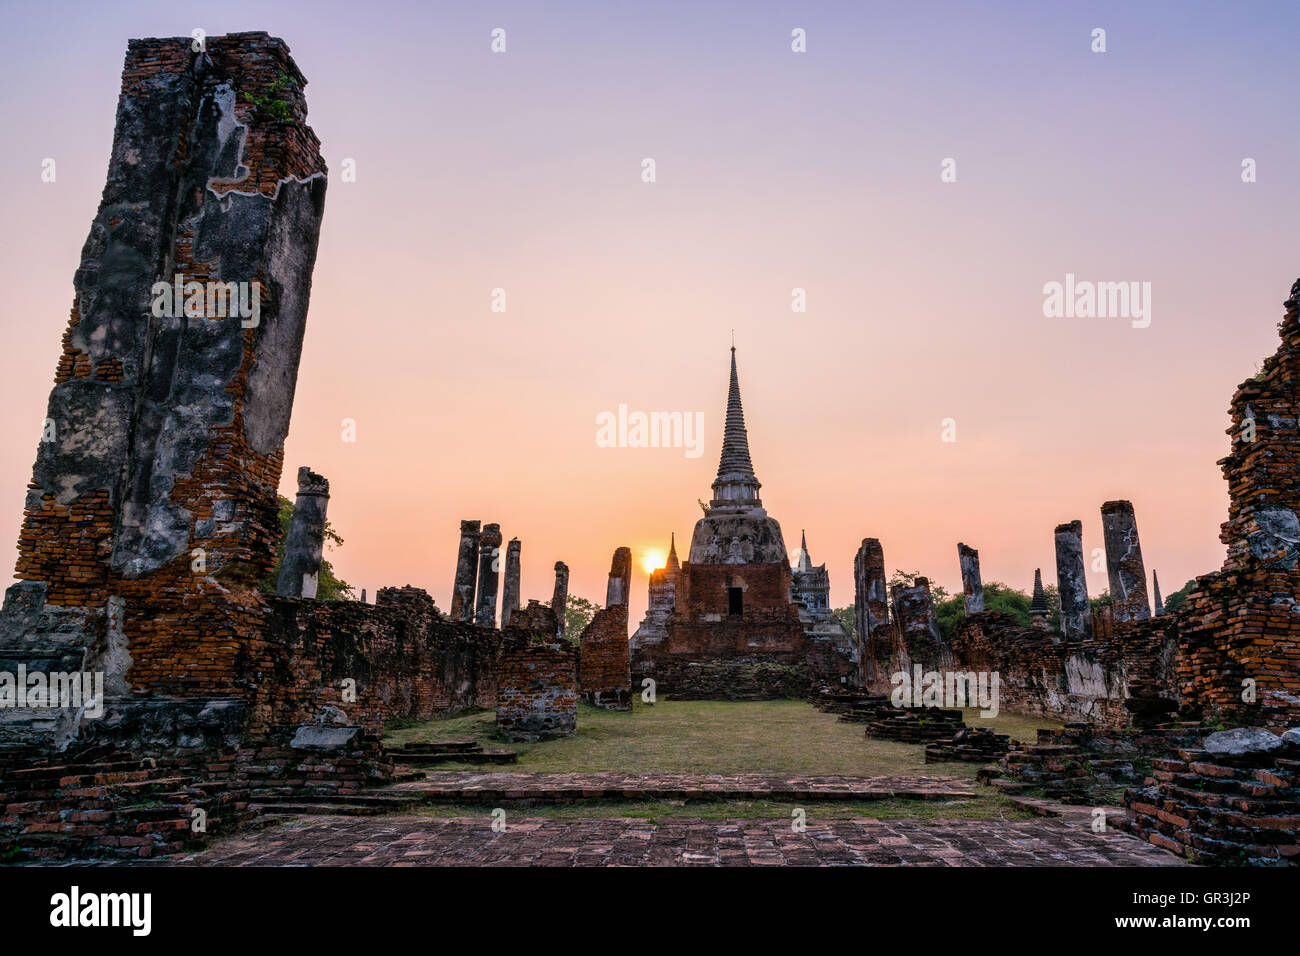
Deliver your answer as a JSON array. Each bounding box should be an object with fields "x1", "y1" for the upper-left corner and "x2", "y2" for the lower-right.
[{"x1": 2, "y1": 1, "x2": 1298, "y2": 627}]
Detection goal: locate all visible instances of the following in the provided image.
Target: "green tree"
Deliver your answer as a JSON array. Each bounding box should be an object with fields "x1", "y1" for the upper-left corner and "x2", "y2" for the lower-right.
[
  {"x1": 831, "y1": 606, "x2": 856, "y2": 640},
  {"x1": 1042, "y1": 582, "x2": 1062, "y2": 632},
  {"x1": 1162, "y1": 579, "x2": 1197, "y2": 614},
  {"x1": 260, "y1": 495, "x2": 354, "y2": 600},
  {"x1": 1089, "y1": 589, "x2": 1113, "y2": 614},
  {"x1": 564, "y1": 595, "x2": 601, "y2": 644},
  {"x1": 935, "y1": 581, "x2": 1041, "y2": 640}
]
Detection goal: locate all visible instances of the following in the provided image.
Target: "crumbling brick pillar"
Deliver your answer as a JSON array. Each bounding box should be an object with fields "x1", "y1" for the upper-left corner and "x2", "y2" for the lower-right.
[
  {"x1": 1175, "y1": 278, "x2": 1300, "y2": 731},
  {"x1": 1101, "y1": 500, "x2": 1151, "y2": 623},
  {"x1": 0, "y1": 33, "x2": 327, "y2": 740},
  {"x1": 450, "y1": 519, "x2": 480, "y2": 623},
  {"x1": 551, "y1": 561, "x2": 569, "y2": 638},
  {"x1": 895, "y1": 577, "x2": 942, "y2": 655},
  {"x1": 276, "y1": 466, "x2": 329, "y2": 599},
  {"x1": 957, "y1": 542, "x2": 983, "y2": 614},
  {"x1": 1054, "y1": 520, "x2": 1091, "y2": 640},
  {"x1": 853, "y1": 538, "x2": 889, "y2": 686},
  {"x1": 605, "y1": 546, "x2": 632, "y2": 609},
  {"x1": 501, "y1": 537, "x2": 521, "y2": 627},
  {"x1": 579, "y1": 547, "x2": 633, "y2": 710},
  {"x1": 474, "y1": 523, "x2": 502, "y2": 627}
]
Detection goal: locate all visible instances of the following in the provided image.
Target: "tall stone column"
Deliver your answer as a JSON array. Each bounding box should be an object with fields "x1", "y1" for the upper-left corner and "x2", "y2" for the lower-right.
[
  {"x1": 854, "y1": 538, "x2": 890, "y2": 687},
  {"x1": 957, "y1": 542, "x2": 984, "y2": 614},
  {"x1": 858, "y1": 539, "x2": 889, "y2": 635},
  {"x1": 474, "y1": 523, "x2": 503, "y2": 627},
  {"x1": 276, "y1": 467, "x2": 330, "y2": 599},
  {"x1": 1054, "y1": 520, "x2": 1091, "y2": 640},
  {"x1": 450, "y1": 520, "x2": 480, "y2": 623},
  {"x1": 551, "y1": 561, "x2": 570, "y2": 638},
  {"x1": 1101, "y1": 500, "x2": 1151, "y2": 623},
  {"x1": 606, "y1": 547, "x2": 632, "y2": 609},
  {"x1": 501, "y1": 538, "x2": 522, "y2": 627},
  {"x1": 853, "y1": 543, "x2": 871, "y2": 684},
  {"x1": 0, "y1": 33, "x2": 329, "y2": 722}
]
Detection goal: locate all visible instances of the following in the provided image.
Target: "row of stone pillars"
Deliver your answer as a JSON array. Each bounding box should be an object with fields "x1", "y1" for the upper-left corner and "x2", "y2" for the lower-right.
[
  {"x1": 450, "y1": 519, "x2": 569, "y2": 634},
  {"x1": 956, "y1": 498, "x2": 1160, "y2": 640}
]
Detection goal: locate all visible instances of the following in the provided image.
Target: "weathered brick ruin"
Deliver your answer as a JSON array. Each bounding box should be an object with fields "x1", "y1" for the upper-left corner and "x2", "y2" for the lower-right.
[
  {"x1": 495, "y1": 637, "x2": 577, "y2": 742},
  {"x1": 276, "y1": 466, "x2": 329, "y2": 599},
  {"x1": 1054, "y1": 520, "x2": 1092, "y2": 640},
  {"x1": 501, "y1": 537, "x2": 521, "y2": 627},
  {"x1": 1101, "y1": 499, "x2": 1152, "y2": 623},
  {"x1": 450, "y1": 520, "x2": 480, "y2": 622},
  {"x1": 630, "y1": 348, "x2": 855, "y2": 698},
  {"x1": 0, "y1": 33, "x2": 577, "y2": 861},
  {"x1": 3, "y1": 30, "x2": 1298, "y2": 870},
  {"x1": 577, "y1": 547, "x2": 633, "y2": 710},
  {"x1": 816, "y1": 279, "x2": 1300, "y2": 864},
  {"x1": 1119, "y1": 729, "x2": 1299, "y2": 865},
  {"x1": 1, "y1": 33, "x2": 328, "y2": 749},
  {"x1": 1172, "y1": 286, "x2": 1300, "y2": 732},
  {"x1": 957, "y1": 542, "x2": 983, "y2": 614}
]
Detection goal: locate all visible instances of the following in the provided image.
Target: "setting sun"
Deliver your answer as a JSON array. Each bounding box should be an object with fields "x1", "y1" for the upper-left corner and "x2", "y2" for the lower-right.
[{"x1": 641, "y1": 551, "x2": 665, "y2": 575}]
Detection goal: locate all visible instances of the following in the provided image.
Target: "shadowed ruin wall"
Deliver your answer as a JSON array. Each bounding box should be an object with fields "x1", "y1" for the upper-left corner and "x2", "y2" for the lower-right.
[
  {"x1": 496, "y1": 638, "x2": 577, "y2": 742},
  {"x1": 1172, "y1": 281, "x2": 1300, "y2": 732},
  {"x1": 578, "y1": 605, "x2": 632, "y2": 709},
  {"x1": 0, "y1": 33, "x2": 328, "y2": 746},
  {"x1": 261, "y1": 587, "x2": 504, "y2": 735},
  {"x1": 949, "y1": 611, "x2": 1179, "y2": 729}
]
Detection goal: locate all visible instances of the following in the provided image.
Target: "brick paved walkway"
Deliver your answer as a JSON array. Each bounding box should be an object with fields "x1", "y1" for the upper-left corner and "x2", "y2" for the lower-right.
[
  {"x1": 389, "y1": 772, "x2": 977, "y2": 802},
  {"x1": 161, "y1": 814, "x2": 1186, "y2": 866}
]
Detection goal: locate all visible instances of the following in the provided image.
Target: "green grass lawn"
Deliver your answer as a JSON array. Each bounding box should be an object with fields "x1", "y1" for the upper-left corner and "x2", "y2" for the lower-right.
[
  {"x1": 384, "y1": 698, "x2": 1059, "y2": 778},
  {"x1": 959, "y1": 707, "x2": 1059, "y2": 746}
]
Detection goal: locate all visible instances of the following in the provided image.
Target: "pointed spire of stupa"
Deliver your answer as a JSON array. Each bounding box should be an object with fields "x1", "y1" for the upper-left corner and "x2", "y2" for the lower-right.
[
  {"x1": 710, "y1": 346, "x2": 763, "y2": 509},
  {"x1": 1030, "y1": 568, "x2": 1050, "y2": 630},
  {"x1": 793, "y1": 529, "x2": 813, "y2": 572},
  {"x1": 666, "y1": 532, "x2": 680, "y2": 571}
]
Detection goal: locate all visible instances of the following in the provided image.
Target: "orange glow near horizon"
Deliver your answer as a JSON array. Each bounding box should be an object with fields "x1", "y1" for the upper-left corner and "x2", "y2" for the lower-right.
[{"x1": 641, "y1": 551, "x2": 665, "y2": 576}]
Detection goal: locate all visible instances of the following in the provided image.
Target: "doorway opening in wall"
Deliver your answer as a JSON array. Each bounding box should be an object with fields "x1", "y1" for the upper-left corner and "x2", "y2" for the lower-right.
[{"x1": 728, "y1": 587, "x2": 743, "y2": 616}]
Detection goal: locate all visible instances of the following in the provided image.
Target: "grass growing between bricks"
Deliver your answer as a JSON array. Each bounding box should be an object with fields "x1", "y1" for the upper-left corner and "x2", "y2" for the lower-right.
[{"x1": 384, "y1": 699, "x2": 1057, "y2": 778}]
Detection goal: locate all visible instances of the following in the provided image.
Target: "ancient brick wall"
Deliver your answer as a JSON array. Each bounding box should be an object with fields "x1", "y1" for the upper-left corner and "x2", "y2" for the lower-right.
[
  {"x1": 259, "y1": 587, "x2": 503, "y2": 735},
  {"x1": 675, "y1": 561, "x2": 792, "y2": 617},
  {"x1": 578, "y1": 605, "x2": 632, "y2": 710},
  {"x1": 945, "y1": 611, "x2": 1179, "y2": 729},
  {"x1": 652, "y1": 659, "x2": 812, "y2": 700},
  {"x1": 1170, "y1": 281, "x2": 1300, "y2": 733},
  {"x1": 1121, "y1": 738, "x2": 1299, "y2": 866},
  {"x1": 495, "y1": 638, "x2": 577, "y2": 742},
  {"x1": 0, "y1": 33, "x2": 328, "y2": 747}
]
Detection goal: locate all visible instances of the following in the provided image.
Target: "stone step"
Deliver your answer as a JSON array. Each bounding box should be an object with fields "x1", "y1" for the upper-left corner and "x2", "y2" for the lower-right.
[
  {"x1": 254, "y1": 792, "x2": 417, "y2": 810},
  {"x1": 388, "y1": 740, "x2": 481, "y2": 755},
  {"x1": 390, "y1": 772, "x2": 977, "y2": 803},
  {"x1": 251, "y1": 802, "x2": 390, "y2": 817},
  {"x1": 392, "y1": 750, "x2": 517, "y2": 766}
]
